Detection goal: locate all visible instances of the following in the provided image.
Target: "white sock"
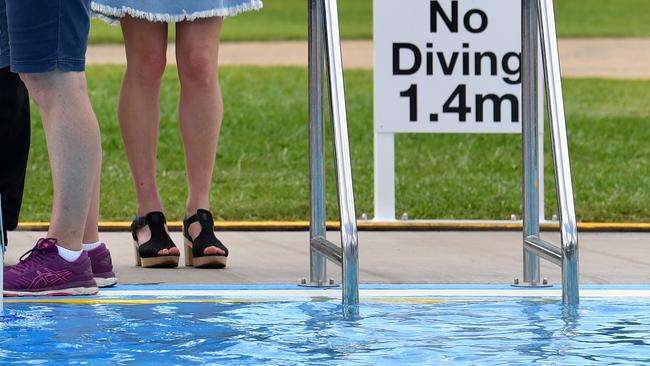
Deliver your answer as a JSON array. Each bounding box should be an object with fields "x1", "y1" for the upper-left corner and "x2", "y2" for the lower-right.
[
  {"x1": 82, "y1": 241, "x2": 102, "y2": 251},
  {"x1": 57, "y1": 245, "x2": 83, "y2": 262}
]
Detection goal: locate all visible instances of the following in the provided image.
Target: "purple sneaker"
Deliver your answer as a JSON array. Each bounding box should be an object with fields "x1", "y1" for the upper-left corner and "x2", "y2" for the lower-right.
[
  {"x1": 3, "y1": 238, "x2": 98, "y2": 297},
  {"x1": 86, "y1": 243, "x2": 117, "y2": 288}
]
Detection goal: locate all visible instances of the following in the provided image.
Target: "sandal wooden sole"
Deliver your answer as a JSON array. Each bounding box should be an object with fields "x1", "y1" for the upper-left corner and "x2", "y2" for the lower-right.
[
  {"x1": 184, "y1": 238, "x2": 227, "y2": 269},
  {"x1": 133, "y1": 241, "x2": 179, "y2": 268}
]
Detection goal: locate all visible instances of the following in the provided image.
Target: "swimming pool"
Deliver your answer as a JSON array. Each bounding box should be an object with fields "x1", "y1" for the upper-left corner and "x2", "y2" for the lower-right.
[{"x1": 1, "y1": 285, "x2": 649, "y2": 365}]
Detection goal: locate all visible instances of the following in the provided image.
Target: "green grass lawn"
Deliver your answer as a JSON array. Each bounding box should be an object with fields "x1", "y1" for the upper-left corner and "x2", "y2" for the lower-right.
[
  {"x1": 555, "y1": 0, "x2": 650, "y2": 38},
  {"x1": 88, "y1": 0, "x2": 371, "y2": 43},
  {"x1": 88, "y1": 0, "x2": 650, "y2": 44},
  {"x1": 20, "y1": 66, "x2": 650, "y2": 223}
]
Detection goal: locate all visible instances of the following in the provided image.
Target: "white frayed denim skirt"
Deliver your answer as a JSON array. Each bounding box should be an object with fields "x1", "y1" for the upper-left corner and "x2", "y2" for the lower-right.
[{"x1": 92, "y1": 0, "x2": 262, "y2": 24}]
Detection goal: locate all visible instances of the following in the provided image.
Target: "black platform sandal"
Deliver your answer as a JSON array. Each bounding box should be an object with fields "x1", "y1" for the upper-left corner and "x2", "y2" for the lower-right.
[
  {"x1": 131, "y1": 211, "x2": 180, "y2": 268},
  {"x1": 183, "y1": 209, "x2": 228, "y2": 268}
]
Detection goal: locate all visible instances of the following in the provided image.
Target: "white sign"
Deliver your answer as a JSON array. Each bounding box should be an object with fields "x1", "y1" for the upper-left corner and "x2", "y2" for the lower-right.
[
  {"x1": 374, "y1": 0, "x2": 522, "y2": 134},
  {"x1": 372, "y1": 0, "x2": 545, "y2": 221}
]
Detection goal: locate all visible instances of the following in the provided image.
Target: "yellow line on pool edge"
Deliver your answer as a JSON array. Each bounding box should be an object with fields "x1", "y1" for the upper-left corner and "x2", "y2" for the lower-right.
[{"x1": 16, "y1": 221, "x2": 650, "y2": 232}]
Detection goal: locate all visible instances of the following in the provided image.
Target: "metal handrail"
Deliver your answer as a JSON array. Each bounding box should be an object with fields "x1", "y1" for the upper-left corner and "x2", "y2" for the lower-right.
[
  {"x1": 521, "y1": 0, "x2": 579, "y2": 305},
  {"x1": 307, "y1": 0, "x2": 360, "y2": 317},
  {"x1": 308, "y1": 0, "x2": 328, "y2": 287}
]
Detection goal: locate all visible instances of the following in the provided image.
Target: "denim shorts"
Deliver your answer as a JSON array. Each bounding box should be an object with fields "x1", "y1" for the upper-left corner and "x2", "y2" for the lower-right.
[{"x1": 0, "y1": 0, "x2": 91, "y2": 73}]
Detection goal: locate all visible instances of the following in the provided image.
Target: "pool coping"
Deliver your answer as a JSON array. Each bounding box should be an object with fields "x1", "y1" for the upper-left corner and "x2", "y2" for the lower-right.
[{"x1": 5, "y1": 284, "x2": 650, "y2": 304}]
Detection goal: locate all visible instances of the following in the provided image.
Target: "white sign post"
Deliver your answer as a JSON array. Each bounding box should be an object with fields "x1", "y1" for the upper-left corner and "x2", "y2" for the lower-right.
[{"x1": 373, "y1": 0, "x2": 544, "y2": 221}]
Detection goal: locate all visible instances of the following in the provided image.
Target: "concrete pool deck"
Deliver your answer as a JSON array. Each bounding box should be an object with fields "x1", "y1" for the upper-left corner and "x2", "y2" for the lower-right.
[{"x1": 4, "y1": 230, "x2": 649, "y2": 286}]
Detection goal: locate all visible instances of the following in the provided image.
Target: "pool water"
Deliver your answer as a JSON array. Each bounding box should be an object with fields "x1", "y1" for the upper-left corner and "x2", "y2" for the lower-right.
[{"x1": 1, "y1": 285, "x2": 649, "y2": 365}]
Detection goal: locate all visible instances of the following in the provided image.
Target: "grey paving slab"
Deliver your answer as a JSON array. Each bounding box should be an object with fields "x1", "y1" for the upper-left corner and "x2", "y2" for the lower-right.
[{"x1": 5, "y1": 231, "x2": 649, "y2": 285}]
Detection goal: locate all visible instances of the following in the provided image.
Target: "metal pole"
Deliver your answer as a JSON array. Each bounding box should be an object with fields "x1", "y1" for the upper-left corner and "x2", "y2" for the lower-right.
[
  {"x1": 308, "y1": 0, "x2": 328, "y2": 285},
  {"x1": 522, "y1": 0, "x2": 540, "y2": 284},
  {"x1": 322, "y1": 0, "x2": 360, "y2": 314},
  {"x1": 537, "y1": 0, "x2": 579, "y2": 304},
  {"x1": 373, "y1": 133, "x2": 395, "y2": 221}
]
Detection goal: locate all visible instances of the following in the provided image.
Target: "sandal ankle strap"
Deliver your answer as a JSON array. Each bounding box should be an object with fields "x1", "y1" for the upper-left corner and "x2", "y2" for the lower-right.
[
  {"x1": 183, "y1": 209, "x2": 214, "y2": 239},
  {"x1": 131, "y1": 211, "x2": 167, "y2": 241}
]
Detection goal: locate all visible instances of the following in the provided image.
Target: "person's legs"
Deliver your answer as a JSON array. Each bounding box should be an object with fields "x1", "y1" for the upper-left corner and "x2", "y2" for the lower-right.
[
  {"x1": 82, "y1": 167, "x2": 100, "y2": 244},
  {"x1": 21, "y1": 71, "x2": 102, "y2": 251},
  {"x1": 175, "y1": 17, "x2": 225, "y2": 256},
  {"x1": 0, "y1": 0, "x2": 30, "y2": 245},
  {"x1": 119, "y1": 16, "x2": 167, "y2": 218},
  {"x1": 81, "y1": 166, "x2": 118, "y2": 286},
  {"x1": 4, "y1": 0, "x2": 101, "y2": 250},
  {"x1": 76, "y1": 95, "x2": 117, "y2": 286},
  {"x1": 3, "y1": 0, "x2": 99, "y2": 296},
  {"x1": 119, "y1": 16, "x2": 179, "y2": 259},
  {"x1": 0, "y1": 67, "x2": 30, "y2": 245}
]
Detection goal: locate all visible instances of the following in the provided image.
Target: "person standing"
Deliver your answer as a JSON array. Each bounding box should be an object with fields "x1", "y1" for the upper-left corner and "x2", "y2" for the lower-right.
[
  {"x1": 1, "y1": 0, "x2": 116, "y2": 295},
  {"x1": 0, "y1": 67, "x2": 29, "y2": 246},
  {"x1": 92, "y1": 1, "x2": 262, "y2": 268}
]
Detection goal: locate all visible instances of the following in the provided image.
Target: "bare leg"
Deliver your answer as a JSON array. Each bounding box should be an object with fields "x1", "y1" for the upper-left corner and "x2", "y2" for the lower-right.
[
  {"x1": 82, "y1": 163, "x2": 100, "y2": 244},
  {"x1": 120, "y1": 16, "x2": 167, "y2": 218},
  {"x1": 21, "y1": 71, "x2": 101, "y2": 251},
  {"x1": 176, "y1": 17, "x2": 225, "y2": 255},
  {"x1": 119, "y1": 16, "x2": 178, "y2": 255}
]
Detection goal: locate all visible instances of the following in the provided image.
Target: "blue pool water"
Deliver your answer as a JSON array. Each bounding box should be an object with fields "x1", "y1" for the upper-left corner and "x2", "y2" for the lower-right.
[{"x1": 1, "y1": 285, "x2": 649, "y2": 365}]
